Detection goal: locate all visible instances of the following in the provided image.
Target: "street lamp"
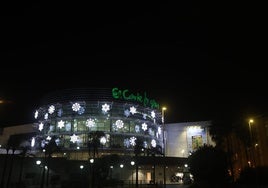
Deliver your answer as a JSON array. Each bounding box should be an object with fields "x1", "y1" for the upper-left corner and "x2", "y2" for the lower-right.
[
  {"x1": 248, "y1": 119, "x2": 254, "y2": 142},
  {"x1": 248, "y1": 119, "x2": 256, "y2": 167},
  {"x1": 162, "y1": 107, "x2": 167, "y2": 188}
]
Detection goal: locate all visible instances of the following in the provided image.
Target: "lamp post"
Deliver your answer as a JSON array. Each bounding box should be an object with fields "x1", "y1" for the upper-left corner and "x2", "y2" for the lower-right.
[
  {"x1": 248, "y1": 119, "x2": 255, "y2": 166},
  {"x1": 248, "y1": 119, "x2": 254, "y2": 144},
  {"x1": 248, "y1": 119, "x2": 260, "y2": 186},
  {"x1": 162, "y1": 107, "x2": 167, "y2": 188}
]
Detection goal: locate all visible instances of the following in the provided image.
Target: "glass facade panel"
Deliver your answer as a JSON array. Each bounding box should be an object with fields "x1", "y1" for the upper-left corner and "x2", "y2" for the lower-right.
[{"x1": 33, "y1": 89, "x2": 163, "y2": 157}]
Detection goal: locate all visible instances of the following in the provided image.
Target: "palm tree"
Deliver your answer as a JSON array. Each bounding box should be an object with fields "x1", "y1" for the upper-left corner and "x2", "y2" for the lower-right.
[
  {"x1": 45, "y1": 136, "x2": 59, "y2": 187},
  {"x1": 134, "y1": 137, "x2": 144, "y2": 188},
  {"x1": 88, "y1": 131, "x2": 105, "y2": 158},
  {"x1": 40, "y1": 136, "x2": 59, "y2": 188},
  {"x1": 87, "y1": 131, "x2": 105, "y2": 188}
]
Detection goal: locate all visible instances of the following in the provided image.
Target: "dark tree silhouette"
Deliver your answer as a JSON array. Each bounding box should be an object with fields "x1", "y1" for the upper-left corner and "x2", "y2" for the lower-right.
[
  {"x1": 188, "y1": 145, "x2": 230, "y2": 188},
  {"x1": 94, "y1": 154, "x2": 121, "y2": 187},
  {"x1": 40, "y1": 136, "x2": 59, "y2": 188},
  {"x1": 134, "y1": 137, "x2": 144, "y2": 188},
  {"x1": 209, "y1": 119, "x2": 235, "y2": 182},
  {"x1": 88, "y1": 131, "x2": 105, "y2": 158}
]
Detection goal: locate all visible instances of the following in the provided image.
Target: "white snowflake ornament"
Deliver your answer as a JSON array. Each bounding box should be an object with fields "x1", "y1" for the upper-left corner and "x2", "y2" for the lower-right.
[
  {"x1": 70, "y1": 134, "x2": 79, "y2": 143},
  {"x1": 102, "y1": 103, "x2": 110, "y2": 113},
  {"x1": 57, "y1": 120, "x2": 65, "y2": 129}
]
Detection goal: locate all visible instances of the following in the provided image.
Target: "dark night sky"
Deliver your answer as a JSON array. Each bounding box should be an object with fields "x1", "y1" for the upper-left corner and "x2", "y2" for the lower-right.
[{"x1": 0, "y1": 1, "x2": 265, "y2": 127}]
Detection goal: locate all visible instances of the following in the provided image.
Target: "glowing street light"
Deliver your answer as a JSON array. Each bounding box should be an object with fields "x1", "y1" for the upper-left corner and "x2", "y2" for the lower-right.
[
  {"x1": 36, "y1": 160, "x2": 41, "y2": 165},
  {"x1": 248, "y1": 119, "x2": 254, "y2": 138},
  {"x1": 89, "y1": 158, "x2": 95, "y2": 188}
]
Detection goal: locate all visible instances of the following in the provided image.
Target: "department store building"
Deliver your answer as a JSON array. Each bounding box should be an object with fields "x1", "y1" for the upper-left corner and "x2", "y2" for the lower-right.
[{"x1": 0, "y1": 88, "x2": 214, "y2": 186}]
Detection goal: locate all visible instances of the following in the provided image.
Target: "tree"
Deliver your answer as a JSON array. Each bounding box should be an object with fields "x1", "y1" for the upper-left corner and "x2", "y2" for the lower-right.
[
  {"x1": 40, "y1": 136, "x2": 60, "y2": 188},
  {"x1": 134, "y1": 137, "x2": 144, "y2": 188},
  {"x1": 87, "y1": 131, "x2": 105, "y2": 188},
  {"x1": 88, "y1": 131, "x2": 105, "y2": 158},
  {"x1": 209, "y1": 118, "x2": 237, "y2": 182},
  {"x1": 188, "y1": 145, "x2": 230, "y2": 187},
  {"x1": 94, "y1": 154, "x2": 121, "y2": 187}
]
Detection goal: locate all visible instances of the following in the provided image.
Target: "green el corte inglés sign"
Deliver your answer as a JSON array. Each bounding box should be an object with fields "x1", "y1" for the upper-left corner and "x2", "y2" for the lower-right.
[{"x1": 112, "y1": 87, "x2": 159, "y2": 109}]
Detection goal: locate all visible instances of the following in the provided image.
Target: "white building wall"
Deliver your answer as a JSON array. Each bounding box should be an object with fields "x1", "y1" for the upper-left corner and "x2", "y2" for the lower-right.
[
  {"x1": 165, "y1": 121, "x2": 215, "y2": 158},
  {"x1": 0, "y1": 123, "x2": 35, "y2": 152}
]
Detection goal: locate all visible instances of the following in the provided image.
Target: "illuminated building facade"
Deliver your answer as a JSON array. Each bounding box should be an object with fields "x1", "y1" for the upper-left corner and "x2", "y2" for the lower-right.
[
  {"x1": 32, "y1": 88, "x2": 164, "y2": 159},
  {"x1": 0, "y1": 88, "x2": 215, "y2": 187}
]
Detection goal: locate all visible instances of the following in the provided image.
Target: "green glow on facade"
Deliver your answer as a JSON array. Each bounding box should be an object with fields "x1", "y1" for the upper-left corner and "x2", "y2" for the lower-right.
[{"x1": 112, "y1": 87, "x2": 160, "y2": 109}]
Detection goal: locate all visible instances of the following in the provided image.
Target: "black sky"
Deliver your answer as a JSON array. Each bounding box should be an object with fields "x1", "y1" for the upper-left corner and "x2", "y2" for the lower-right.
[{"x1": 0, "y1": 1, "x2": 265, "y2": 126}]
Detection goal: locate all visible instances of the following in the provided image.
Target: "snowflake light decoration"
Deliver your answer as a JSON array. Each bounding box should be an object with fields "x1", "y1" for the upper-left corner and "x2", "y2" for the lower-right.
[
  {"x1": 65, "y1": 122, "x2": 71, "y2": 131},
  {"x1": 46, "y1": 136, "x2": 52, "y2": 141},
  {"x1": 55, "y1": 138, "x2": 60, "y2": 146},
  {"x1": 57, "y1": 120, "x2": 65, "y2": 129},
  {"x1": 86, "y1": 118, "x2": 95, "y2": 128},
  {"x1": 149, "y1": 128, "x2": 154, "y2": 136},
  {"x1": 41, "y1": 140, "x2": 46, "y2": 148},
  {"x1": 156, "y1": 127, "x2": 162, "y2": 138},
  {"x1": 38, "y1": 122, "x2": 44, "y2": 131},
  {"x1": 57, "y1": 109, "x2": 63, "y2": 117},
  {"x1": 100, "y1": 136, "x2": 107, "y2": 145},
  {"x1": 135, "y1": 125, "x2": 140, "y2": 133},
  {"x1": 72, "y1": 102, "x2": 81, "y2": 112},
  {"x1": 124, "y1": 138, "x2": 130, "y2": 148},
  {"x1": 129, "y1": 106, "x2": 137, "y2": 115},
  {"x1": 34, "y1": 110, "x2": 38, "y2": 119},
  {"x1": 143, "y1": 113, "x2": 147, "y2": 119},
  {"x1": 124, "y1": 109, "x2": 130, "y2": 117},
  {"x1": 31, "y1": 137, "x2": 35, "y2": 147},
  {"x1": 158, "y1": 127, "x2": 162, "y2": 134},
  {"x1": 70, "y1": 134, "x2": 79, "y2": 143},
  {"x1": 151, "y1": 139, "x2": 156, "y2": 148},
  {"x1": 78, "y1": 107, "x2": 85, "y2": 115},
  {"x1": 102, "y1": 103, "x2": 110, "y2": 113},
  {"x1": 129, "y1": 136, "x2": 137, "y2": 146},
  {"x1": 143, "y1": 141, "x2": 148, "y2": 148},
  {"x1": 44, "y1": 113, "x2": 48, "y2": 120},
  {"x1": 151, "y1": 111, "x2": 156, "y2": 119},
  {"x1": 49, "y1": 125, "x2": 54, "y2": 132},
  {"x1": 115, "y1": 120, "x2": 124, "y2": 129},
  {"x1": 48, "y1": 105, "x2": 55, "y2": 114},
  {"x1": 142, "y1": 123, "x2": 148, "y2": 131}
]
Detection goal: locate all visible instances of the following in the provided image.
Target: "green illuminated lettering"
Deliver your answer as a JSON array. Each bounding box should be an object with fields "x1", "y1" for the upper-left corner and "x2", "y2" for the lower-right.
[
  {"x1": 112, "y1": 88, "x2": 160, "y2": 109},
  {"x1": 123, "y1": 89, "x2": 130, "y2": 99}
]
